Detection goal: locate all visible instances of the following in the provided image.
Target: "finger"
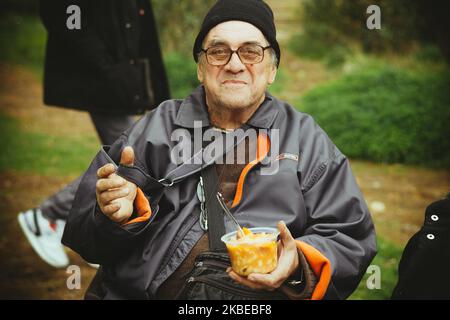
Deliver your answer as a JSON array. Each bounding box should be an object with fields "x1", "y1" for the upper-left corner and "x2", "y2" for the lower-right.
[
  {"x1": 96, "y1": 176, "x2": 127, "y2": 192},
  {"x1": 278, "y1": 221, "x2": 296, "y2": 250},
  {"x1": 99, "y1": 187, "x2": 130, "y2": 205},
  {"x1": 101, "y1": 202, "x2": 121, "y2": 215},
  {"x1": 247, "y1": 273, "x2": 282, "y2": 290},
  {"x1": 277, "y1": 240, "x2": 283, "y2": 259},
  {"x1": 120, "y1": 146, "x2": 135, "y2": 167},
  {"x1": 227, "y1": 270, "x2": 267, "y2": 290},
  {"x1": 110, "y1": 206, "x2": 131, "y2": 223},
  {"x1": 97, "y1": 163, "x2": 116, "y2": 178},
  {"x1": 273, "y1": 234, "x2": 301, "y2": 281}
]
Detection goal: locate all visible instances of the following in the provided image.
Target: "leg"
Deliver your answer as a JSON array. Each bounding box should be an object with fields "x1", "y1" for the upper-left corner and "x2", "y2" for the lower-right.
[
  {"x1": 39, "y1": 176, "x2": 82, "y2": 221},
  {"x1": 89, "y1": 113, "x2": 137, "y2": 145}
]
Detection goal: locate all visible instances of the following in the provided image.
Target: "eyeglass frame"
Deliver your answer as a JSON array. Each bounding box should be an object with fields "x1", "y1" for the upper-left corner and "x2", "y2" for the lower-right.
[{"x1": 200, "y1": 44, "x2": 272, "y2": 66}]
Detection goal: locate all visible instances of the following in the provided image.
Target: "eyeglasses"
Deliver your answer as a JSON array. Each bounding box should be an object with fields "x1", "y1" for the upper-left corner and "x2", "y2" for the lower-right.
[{"x1": 201, "y1": 44, "x2": 272, "y2": 66}]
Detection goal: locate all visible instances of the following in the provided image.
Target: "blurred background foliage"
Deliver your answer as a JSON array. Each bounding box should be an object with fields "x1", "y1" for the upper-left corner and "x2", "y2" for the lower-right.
[
  {"x1": 285, "y1": 0, "x2": 450, "y2": 168},
  {"x1": 0, "y1": 0, "x2": 449, "y2": 300},
  {"x1": 299, "y1": 66, "x2": 450, "y2": 167},
  {"x1": 153, "y1": 0, "x2": 216, "y2": 55},
  {"x1": 289, "y1": 0, "x2": 449, "y2": 65}
]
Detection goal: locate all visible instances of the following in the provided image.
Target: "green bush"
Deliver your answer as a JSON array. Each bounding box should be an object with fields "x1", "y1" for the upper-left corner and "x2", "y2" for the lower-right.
[
  {"x1": 164, "y1": 53, "x2": 199, "y2": 99},
  {"x1": 297, "y1": 66, "x2": 450, "y2": 168},
  {"x1": 289, "y1": 27, "x2": 347, "y2": 61},
  {"x1": 0, "y1": 13, "x2": 46, "y2": 74},
  {"x1": 324, "y1": 46, "x2": 349, "y2": 69},
  {"x1": 153, "y1": 0, "x2": 215, "y2": 56},
  {"x1": 415, "y1": 45, "x2": 446, "y2": 63},
  {"x1": 289, "y1": 0, "x2": 449, "y2": 63}
]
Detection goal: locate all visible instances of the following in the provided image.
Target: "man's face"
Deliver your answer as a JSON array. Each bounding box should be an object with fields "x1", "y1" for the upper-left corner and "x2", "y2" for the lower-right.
[{"x1": 197, "y1": 20, "x2": 277, "y2": 111}]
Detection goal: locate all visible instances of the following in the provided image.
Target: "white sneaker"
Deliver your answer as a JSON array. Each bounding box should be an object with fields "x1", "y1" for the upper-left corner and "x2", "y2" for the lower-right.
[{"x1": 18, "y1": 208, "x2": 69, "y2": 268}]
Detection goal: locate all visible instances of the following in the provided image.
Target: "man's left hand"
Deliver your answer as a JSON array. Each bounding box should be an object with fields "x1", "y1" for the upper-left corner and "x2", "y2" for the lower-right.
[{"x1": 227, "y1": 220, "x2": 300, "y2": 291}]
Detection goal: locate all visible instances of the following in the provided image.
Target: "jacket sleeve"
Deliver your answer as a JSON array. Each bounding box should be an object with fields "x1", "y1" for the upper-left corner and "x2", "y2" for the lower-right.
[
  {"x1": 296, "y1": 149, "x2": 377, "y2": 299},
  {"x1": 62, "y1": 123, "x2": 160, "y2": 265},
  {"x1": 39, "y1": 0, "x2": 113, "y2": 72}
]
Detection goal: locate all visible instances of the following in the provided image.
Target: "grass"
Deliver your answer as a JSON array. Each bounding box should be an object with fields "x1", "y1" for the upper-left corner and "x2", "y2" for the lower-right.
[
  {"x1": 0, "y1": 114, "x2": 98, "y2": 176},
  {"x1": 349, "y1": 237, "x2": 403, "y2": 300}
]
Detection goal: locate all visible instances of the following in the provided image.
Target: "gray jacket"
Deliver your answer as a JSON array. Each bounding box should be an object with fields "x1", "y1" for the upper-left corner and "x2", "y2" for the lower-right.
[{"x1": 63, "y1": 85, "x2": 377, "y2": 299}]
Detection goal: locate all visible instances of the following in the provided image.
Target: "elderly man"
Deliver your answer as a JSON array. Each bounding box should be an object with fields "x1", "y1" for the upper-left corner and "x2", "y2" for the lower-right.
[{"x1": 63, "y1": 0, "x2": 376, "y2": 300}]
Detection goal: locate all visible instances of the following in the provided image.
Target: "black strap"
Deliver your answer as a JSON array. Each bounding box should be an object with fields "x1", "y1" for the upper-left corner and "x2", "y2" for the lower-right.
[
  {"x1": 113, "y1": 125, "x2": 250, "y2": 191},
  {"x1": 201, "y1": 164, "x2": 226, "y2": 251}
]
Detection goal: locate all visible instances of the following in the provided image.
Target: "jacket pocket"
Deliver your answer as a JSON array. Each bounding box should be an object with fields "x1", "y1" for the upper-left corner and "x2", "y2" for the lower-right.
[{"x1": 175, "y1": 251, "x2": 287, "y2": 300}]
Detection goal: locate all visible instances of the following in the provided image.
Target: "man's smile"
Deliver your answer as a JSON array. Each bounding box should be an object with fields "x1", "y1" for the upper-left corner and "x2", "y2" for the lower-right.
[{"x1": 222, "y1": 80, "x2": 248, "y2": 87}]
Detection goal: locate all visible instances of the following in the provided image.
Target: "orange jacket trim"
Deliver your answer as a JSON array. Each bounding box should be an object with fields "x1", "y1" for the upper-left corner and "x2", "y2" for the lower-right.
[
  {"x1": 122, "y1": 187, "x2": 152, "y2": 226},
  {"x1": 296, "y1": 240, "x2": 332, "y2": 300},
  {"x1": 231, "y1": 133, "x2": 270, "y2": 207}
]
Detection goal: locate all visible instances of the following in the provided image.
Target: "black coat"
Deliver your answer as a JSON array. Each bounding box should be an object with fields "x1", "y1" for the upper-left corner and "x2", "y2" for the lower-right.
[
  {"x1": 391, "y1": 196, "x2": 450, "y2": 299},
  {"x1": 39, "y1": 0, "x2": 170, "y2": 115}
]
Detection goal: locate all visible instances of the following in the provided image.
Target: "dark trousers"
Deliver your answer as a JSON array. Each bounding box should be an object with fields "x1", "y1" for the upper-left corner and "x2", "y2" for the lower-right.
[{"x1": 40, "y1": 113, "x2": 136, "y2": 221}]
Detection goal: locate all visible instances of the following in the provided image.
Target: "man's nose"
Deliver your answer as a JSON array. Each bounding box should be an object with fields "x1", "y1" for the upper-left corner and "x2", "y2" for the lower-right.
[{"x1": 224, "y1": 52, "x2": 245, "y2": 73}]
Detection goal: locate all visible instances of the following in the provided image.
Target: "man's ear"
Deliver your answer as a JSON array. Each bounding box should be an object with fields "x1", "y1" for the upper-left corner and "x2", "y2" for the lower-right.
[
  {"x1": 268, "y1": 64, "x2": 277, "y2": 85},
  {"x1": 197, "y1": 61, "x2": 204, "y2": 83}
]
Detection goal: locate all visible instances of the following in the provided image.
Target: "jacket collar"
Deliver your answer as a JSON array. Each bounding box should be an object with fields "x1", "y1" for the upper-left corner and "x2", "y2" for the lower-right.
[{"x1": 174, "y1": 85, "x2": 278, "y2": 129}]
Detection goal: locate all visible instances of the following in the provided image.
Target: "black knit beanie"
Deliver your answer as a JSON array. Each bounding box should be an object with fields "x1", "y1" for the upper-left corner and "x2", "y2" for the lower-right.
[{"x1": 193, "y1": 0, "x2": 280, "y2": 67}]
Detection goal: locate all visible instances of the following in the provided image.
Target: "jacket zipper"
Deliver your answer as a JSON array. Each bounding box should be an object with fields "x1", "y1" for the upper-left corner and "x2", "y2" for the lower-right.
[
  {"x1": 179, "y1": 255, "x2": 231, "y2": 280},
  {"x1": 195, "y1": 259, "x2": 229, "y2": 269},
  {"x1": 231, "y1": 133, "x2": 270, "y2": 208}
]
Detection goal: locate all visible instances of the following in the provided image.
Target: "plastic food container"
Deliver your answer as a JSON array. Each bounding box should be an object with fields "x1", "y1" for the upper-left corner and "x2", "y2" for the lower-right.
[{"x1": 221, "y1": 227, "x2": 279, "y2": 276}]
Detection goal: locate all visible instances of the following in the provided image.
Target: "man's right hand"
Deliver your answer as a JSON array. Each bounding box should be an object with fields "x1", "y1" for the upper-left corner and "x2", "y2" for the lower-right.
[{"x1": 96, "y1": 146, "x2": 137, "y2": 223}]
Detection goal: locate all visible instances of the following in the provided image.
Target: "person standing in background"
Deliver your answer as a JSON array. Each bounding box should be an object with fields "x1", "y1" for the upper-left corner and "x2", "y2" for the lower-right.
[{"x1": 18, "y1": 0, "x2": 170, "y2": 268}]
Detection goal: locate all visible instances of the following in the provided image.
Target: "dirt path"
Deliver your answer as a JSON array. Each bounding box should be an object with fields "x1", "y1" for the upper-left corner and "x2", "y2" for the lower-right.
[
  {"x1": 0, "y1": 64, "x2": 97, "y2": 299},
  {"x1": 0, "y1": 171, "x2": 96, "y2": 299},
  {"x1": 0, "y1": 63, "x2": 97, "y2": 139},
  {"x1": 352, "y1": 161, "x2": 450, "y2": 245}
]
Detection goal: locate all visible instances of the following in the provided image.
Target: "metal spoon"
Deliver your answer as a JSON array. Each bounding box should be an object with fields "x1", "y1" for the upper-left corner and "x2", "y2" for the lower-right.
[{"x1": 216, "y1": 192, "x2": 245, "y2": 239}]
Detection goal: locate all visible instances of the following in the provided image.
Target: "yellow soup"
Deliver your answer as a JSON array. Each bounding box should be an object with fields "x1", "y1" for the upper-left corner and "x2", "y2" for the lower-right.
[{"x1": 225, "y1": 231, "x2": 278, "y2": 276}]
